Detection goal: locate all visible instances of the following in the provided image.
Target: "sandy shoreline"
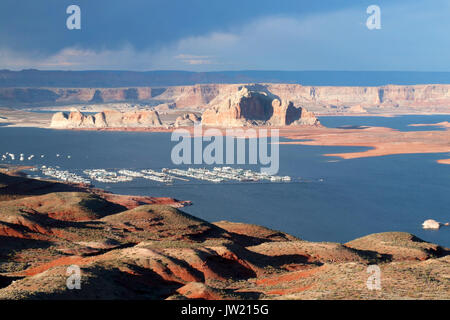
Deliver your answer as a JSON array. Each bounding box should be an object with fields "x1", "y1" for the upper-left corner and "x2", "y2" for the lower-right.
[
  {"x1": 72, "y1": 123, "x2": 450, "y2": 165},
  {"x1": 5, "y1": 124, "x2": 450, "y2": 165},
  {"x1": 277, "y1": 126, "x2": 450, "y2": 164},
  {"x1": 437, "y1": 159, "x2": 450, "y2": 165}
]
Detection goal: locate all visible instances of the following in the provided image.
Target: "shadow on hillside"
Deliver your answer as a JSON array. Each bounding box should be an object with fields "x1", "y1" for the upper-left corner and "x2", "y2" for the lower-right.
[{"x1": 0, "y1": 172, "x2": 88, "y2": 200}]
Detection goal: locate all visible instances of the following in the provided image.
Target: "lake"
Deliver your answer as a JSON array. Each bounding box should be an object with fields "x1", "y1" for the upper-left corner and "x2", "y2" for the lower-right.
[{"x1": 0, "y1": 115, "x2": 449, "y2": 247}]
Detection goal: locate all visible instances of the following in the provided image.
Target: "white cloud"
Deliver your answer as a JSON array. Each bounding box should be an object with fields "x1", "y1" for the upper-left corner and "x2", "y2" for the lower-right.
[{"x1": 174, "y1": 54, "x2": 214, "y2": 65}]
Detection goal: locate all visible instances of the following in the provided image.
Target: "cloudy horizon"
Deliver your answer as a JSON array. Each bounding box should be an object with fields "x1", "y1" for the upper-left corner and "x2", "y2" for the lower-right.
[{"x1": 0, "y1": 0, "x2": 449, "y2": 72}]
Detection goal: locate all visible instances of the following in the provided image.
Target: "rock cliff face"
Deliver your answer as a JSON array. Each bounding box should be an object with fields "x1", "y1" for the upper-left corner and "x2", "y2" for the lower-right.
[
  {"x1": 51, "y1": 109, "x2": 162, "y2": 128},
  {"x1": 174, "y1": 113, "x2": 201, "y2": 127},
  {"x1": 3, "y1": 83, "x2": 450, "y2": 113},
  {"x1": 261, "y1": 84, "x2": 450, "y2": 111},
  {"x1": 156, "y1": 84, "x2": 226, "y2": 109},
  {"x1": 201, "y1": 87, "x2": 320, "y2": 127}
]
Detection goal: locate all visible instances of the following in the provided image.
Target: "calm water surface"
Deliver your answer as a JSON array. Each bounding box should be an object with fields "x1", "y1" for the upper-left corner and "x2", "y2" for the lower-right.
[{"x1": 0, "y1": 115, "x2": 449, "y2": 246}]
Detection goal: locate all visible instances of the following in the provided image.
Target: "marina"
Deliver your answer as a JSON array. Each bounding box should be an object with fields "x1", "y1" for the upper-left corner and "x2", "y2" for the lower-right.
[
  {"x1": 163, "y1": 167, "x2": 292, "y2": 183},
  {"x1": 0, "y1": 122, "x2": 448, "y2": 248},
  {"x1": 19, "y1": 164, "x2": 294, "y2": 186},
  {"x1": 2, "y1": 152, "x2": 293, "y2": 185},
  {"x1": 51, "y1": 166, "x2": 293, "y2": 185},
  {"x1": 41, "y1": 166, "x2": 91, "y2": 184}
]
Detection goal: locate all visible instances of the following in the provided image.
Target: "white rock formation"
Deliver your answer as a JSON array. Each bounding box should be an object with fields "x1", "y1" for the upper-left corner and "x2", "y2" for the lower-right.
[{"x1": 422, "y1": 219, "x2": 441, "y2": 229}]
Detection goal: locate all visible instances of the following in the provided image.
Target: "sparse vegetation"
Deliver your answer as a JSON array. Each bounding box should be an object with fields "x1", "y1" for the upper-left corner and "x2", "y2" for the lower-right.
[{"x1": 0, "y1": 170, "x2": 448, "y2": 300}]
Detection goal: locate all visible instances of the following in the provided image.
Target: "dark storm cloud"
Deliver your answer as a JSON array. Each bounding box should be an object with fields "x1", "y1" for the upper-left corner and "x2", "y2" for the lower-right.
[
  {"x1": 0, "y1": 0, "x2": 371, "y2": 54},
  {"x1": 0, "y1": 0, "x2": 447, "y2": 71}
]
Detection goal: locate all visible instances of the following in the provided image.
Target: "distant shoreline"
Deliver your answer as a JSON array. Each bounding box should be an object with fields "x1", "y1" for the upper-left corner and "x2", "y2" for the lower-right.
[{"x1": 2, "y1": 115, "x2": 449, "y2": 166}]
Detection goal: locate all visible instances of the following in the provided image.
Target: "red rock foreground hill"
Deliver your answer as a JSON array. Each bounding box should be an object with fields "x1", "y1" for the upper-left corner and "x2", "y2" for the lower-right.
[{"x1": 0, "y1": 170, "x2": 448, "y2": 300}]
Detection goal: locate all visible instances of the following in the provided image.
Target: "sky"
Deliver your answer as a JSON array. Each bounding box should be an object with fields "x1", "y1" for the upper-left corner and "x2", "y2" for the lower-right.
[{"x1": 0, "y1": 0, "x2": 449, "y2": 71}]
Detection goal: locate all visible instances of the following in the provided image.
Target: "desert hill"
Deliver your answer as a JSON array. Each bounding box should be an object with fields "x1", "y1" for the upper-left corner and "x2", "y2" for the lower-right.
[{"x1": 0, "y1": 169, "x2": 447, "y2": 300}]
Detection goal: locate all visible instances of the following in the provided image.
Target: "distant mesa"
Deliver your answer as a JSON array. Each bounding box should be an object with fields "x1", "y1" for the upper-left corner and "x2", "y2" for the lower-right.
[
  {"x1": 51, "y1": 109, "x2": 163, "y2": 129},
  {"x1": 201, "y1": 86, "x2": 320, "y2": 127},
  {"x1": 3, "y1": 83, "x2": 450, "y2": 116}
]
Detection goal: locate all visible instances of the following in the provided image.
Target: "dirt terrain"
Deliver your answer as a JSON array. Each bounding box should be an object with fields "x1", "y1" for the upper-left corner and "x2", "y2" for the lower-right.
[
  {"x1": 0, "y1": 108, "x2": 51, "y2": 128},
  {"x1": 0, "y1": 169, "x2": 447, "y2": 300},
  {"x1": 277, "y1": 124, "x2": 450, "y2": 164}
]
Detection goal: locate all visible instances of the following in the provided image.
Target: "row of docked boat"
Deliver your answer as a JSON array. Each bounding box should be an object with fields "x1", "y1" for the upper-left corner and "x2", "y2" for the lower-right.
[
  {"x1": 122, "y1": 169, "x2": 174, "y2": 183},
  {"x1": 163, "y1": 167, "x2": 292, "y2": 183},
  {"x1": 84, "y1": 169, "x2": 175, "y2": 183},
  {"x1": 163, "y1": 168, "x2": 225, "y2": 183},
  {"x1": 27, "y1": 166, "x2": 292, "y2": 185},
  {"x1": 41, "y1": 166, "x2": 91, "y2": 184},
  {"x1": 214, "y1": 166, "x2": 291, "y2": 182},
  {"x1": 83, "y1": 169, "x2": 133, "y2": 183}
]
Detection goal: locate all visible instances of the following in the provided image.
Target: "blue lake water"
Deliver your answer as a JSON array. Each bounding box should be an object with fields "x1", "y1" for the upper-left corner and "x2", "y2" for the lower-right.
[{"x1": 0, "y1": 115, "x2": 449, "y2": 247}]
